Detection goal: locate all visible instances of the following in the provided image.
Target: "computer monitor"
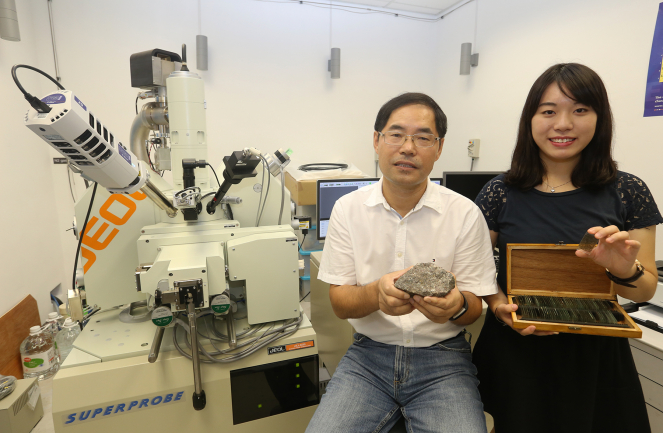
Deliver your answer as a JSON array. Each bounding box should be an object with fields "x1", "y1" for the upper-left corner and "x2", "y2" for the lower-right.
[
  {"x1": 315, "y1": 176, "x2": 491, "y2": 241},
  {"x1": 442, "y1": 171, "x2": 502, "y2": 201},
  {"x1": 316, "y1": 178, "x2": 379, "y2": 240}
]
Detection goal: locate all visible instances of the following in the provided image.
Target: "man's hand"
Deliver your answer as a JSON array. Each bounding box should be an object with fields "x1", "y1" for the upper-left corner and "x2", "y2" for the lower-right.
[
  {"x1": 376, "y1": 268, "x2": 415, "y2": 316},
  {"x1": 410, "y1": 286, "x2": 465, "y2": 324}
]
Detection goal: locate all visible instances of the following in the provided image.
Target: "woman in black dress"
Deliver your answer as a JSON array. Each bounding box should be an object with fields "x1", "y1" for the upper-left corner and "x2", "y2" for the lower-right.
[{"x1": 473, "y1": 63, "x2": 663, "y2": 433}]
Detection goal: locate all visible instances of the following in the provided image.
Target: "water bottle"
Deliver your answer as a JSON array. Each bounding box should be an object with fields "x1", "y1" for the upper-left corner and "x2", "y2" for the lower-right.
[
  {"x1": 47, "y1": 312, "x2": 62, "y2": 332},
  {"x1": 55, "y1": 318, "x2": 81, "y2": 363},
  {"x1": 20, "y1": 326, "x2": 59, "y2": 380},
  {"x1": 43, "y1": 313, "x2": 62, "y2": 363}
]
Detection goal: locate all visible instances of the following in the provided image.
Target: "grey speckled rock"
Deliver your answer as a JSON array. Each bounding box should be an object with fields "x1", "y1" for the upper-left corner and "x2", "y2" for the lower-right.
[{"x1": 394, "y1": 263, "x2": 455, "y2": 298}]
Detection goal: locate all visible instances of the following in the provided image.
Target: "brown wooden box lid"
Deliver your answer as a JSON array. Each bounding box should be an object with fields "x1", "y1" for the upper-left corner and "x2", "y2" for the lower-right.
[{"x1": 506, "y1": 243, "x2": 615, "y2": 300}]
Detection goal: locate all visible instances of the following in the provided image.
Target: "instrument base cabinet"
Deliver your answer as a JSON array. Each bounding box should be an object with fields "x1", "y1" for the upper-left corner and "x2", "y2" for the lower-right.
[{"x1": 52, "y1": 327, "x2": 319, "y2": 432}]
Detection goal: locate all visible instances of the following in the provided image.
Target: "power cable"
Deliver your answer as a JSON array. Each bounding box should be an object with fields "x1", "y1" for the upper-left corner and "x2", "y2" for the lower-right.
[
  {"x1": 206, "y1": 163, "x2": 221, "y2": 188},
  {"x1": 71, "y1": 183, "x2": 98, "y2": 307},
  {"x1": 255, "y1": 157, "x2": 267, "y2": 226},
  {"x1": 257, "y1": 155, "x2": 271, "y2": 226}
]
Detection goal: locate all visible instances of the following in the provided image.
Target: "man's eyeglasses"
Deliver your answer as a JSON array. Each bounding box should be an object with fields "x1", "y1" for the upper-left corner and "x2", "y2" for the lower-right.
[{"x1": 377, "y1": 131, "x2": 440, "y2": 148}]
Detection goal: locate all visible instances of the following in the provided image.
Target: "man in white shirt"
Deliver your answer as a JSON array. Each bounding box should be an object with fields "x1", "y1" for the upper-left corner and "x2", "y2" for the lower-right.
[{"x1": 305, "y1": 93, "x2": 497, "y2": 433}]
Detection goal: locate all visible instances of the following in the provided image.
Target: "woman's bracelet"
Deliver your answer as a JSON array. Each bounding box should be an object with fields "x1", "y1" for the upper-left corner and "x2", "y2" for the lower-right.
[
  {"x1": 493, "y1": 306, "x2": 508, "y2": 326},
  {"x1": 605, "y1": 259, "x2": 645, "y2": 288}
]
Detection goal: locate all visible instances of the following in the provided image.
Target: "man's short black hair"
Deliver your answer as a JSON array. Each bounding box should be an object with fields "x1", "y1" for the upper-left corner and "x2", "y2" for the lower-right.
[{"x1": 374, "y1": 93, "x2": 447, "y2": 138}]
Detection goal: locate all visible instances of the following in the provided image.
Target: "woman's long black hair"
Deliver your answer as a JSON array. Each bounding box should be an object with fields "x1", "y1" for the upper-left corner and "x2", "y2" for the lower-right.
[{"x1": 505, "y1": 63, "x2": 617, "y2": 190}]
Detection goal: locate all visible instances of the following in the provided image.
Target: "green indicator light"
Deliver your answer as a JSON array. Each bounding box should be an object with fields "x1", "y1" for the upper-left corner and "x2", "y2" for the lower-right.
[
  {"x1": 296, "y1": 363, "x2": 300, "y2": 367},
  {"x1": 258, "y1": 404, "x2": 262, "y2": 409},
  {"x1": 296, "y1": 374, "x2": 300, "y2": 378},
  {"x1": 296, "y1": 384, "x2": 300, "y2": 388}
]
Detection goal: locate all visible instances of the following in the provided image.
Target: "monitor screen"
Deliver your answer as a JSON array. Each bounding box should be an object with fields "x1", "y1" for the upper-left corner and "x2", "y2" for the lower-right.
[
  {"x1": 442, "y1": 171, "x2": 502, "y2": 201},
  {"x1": 317, "y1": 178, "x2": 379, "y2": 240},
  {"x1": 315, "y1": 177, "x2": 468, "y2": 240}
]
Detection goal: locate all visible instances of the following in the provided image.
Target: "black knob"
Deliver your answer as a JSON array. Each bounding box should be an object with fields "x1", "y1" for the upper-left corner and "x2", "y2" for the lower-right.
[{"x1": 192, "y1": 390, "x2": 206, "y2": 411}]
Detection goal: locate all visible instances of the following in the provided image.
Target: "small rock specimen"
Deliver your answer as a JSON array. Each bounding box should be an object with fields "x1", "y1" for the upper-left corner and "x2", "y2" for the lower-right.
[
  {"x1": 395, "y1": 263, "x2": 455, "y2": 298},
  {"x1": 578, "y1": 231, "x2": 598, "y2": 252}
]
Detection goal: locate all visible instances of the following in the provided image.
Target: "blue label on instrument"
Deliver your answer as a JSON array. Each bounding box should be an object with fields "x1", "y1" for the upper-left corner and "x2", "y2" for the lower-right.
[
  {"x1": 118, "y1": 145, "x2": 131, "y2": 165},
  {"x1": 74, "y1": 95, "x2": 87, "y2": 111},
  {"x1": 41, "y1": 93, "x2": 66, "y2": 105},
  {"x1": 62, "y1": 390, "x2": 185, "y2": 426}
]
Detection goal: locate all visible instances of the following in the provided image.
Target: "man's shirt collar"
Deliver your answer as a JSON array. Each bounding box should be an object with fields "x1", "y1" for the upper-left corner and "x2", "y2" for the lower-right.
[{"x1": 364, "y1": 178, "x2": 443, "y2": 214}]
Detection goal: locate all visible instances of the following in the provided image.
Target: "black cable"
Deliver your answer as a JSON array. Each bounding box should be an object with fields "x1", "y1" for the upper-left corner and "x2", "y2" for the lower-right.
[
  {"x1": 11, "y1": 64, "x2": 65, "y2": 94},
  {"x1": 300, "y1": 291, "x2": 311, "y2": 302},
  {"x1": 207, "y1": 163, "x2": 221, "y2": 188},
  {"x1": 298, "y1": 233, "x2": 307, "y2": 251},
  {"x1": 298, "y1": 163, "x2": 348, "y2": 172},
  {"x1": 11, "y1": 64, "x2": 65, "y2": 113},
  {"x1": 257, "y1": 155, "x2": 271, "y2": 226},
  {"x1": 72, "y1": 183, "x2": 98, "y2": 293},
  {"x1": 135, "y1": 96, "x2": 139, "y2": 115}
]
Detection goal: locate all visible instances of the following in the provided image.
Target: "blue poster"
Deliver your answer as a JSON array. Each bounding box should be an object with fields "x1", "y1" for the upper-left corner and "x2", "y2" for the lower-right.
[{"x1": 644, "y1": 2, "x2": 663, "y2": 117}]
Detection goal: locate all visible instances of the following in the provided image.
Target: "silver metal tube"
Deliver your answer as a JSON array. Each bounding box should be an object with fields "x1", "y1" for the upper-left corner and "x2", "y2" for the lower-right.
[
  {"x1": 130, "y1": 111, "x2": 151, "y2": 164},
  {"x1": 148, "y1": 327, "x2": 165, "y2": 363},
  {"x1": 145, "y1": 104, "x2": 169, "y2": 126},
  {"x1": 156, "y1": 86, "x2": 167, "y2": 107},
  {"x1": 130, "y1": 103, "x2": 169, "y2": 164},
  {"x1": 221, "y1": 196, "x2": 242, "y2": 205},
  {"x1": 225, "y1": 308, "x2": 237, "y2": 349},
  {"x1": 187, "y1": 297, "x2": 203, "y2": 396},
  {"x1": 140, "y1": 179, "x2": 178, "y2": 218}
]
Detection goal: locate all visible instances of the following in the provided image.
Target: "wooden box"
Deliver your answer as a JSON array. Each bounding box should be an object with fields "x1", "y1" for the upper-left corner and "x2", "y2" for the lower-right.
[{"x1": 506, "y1": 243, "x2": 642, "y2": 338}]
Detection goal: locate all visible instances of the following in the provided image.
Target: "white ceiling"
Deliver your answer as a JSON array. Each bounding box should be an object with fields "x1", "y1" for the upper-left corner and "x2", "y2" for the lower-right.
[{"x1": 339, "y1": 0, "x2": 464, "y2": 16}]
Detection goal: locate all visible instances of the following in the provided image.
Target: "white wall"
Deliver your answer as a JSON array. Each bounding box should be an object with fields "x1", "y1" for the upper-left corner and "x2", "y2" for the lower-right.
[
  {"x1": 1, "y1": 0, "x2": 661, "y2": 318},
  {"x1": 0, "y1": 0, "x2": 68, "y2": 322},
  {"x1": 433, "y1": 0, "x2": 663, "y2": 255}
]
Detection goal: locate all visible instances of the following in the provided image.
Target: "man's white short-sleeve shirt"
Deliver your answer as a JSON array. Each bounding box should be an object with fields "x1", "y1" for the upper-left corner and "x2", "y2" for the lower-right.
[{"x1": 318, "y1": 178, "x2": 498, "y2": 347}]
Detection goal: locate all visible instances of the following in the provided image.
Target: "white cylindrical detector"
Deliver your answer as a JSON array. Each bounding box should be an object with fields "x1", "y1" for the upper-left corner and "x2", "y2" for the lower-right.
[
  {"x1": 0, "y1": 0, "x2": 20, "y2": 42},
  {"x1": 166, "y1": 71, "x2": 209, "y2": 190}
]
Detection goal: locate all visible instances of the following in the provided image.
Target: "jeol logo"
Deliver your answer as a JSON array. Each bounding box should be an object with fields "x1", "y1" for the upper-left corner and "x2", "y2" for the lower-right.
[
  {"x1": 80, "y1": 191, "x2": 147, "y2": 273},
  {"x1": 62, "y1": 390, "x2": 185, "y2": 426}
]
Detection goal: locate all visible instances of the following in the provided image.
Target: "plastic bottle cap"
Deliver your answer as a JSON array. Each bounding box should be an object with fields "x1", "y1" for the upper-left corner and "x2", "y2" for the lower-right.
[
  {"x1": 48, "y1": 312, "x2": 59, "y2": 319},
  {"x1": 63, "y1": 318, "x2": 76, "y2": 327},
  {"x1": 29, "y1": 326, "x2": 41, "y2": 334}
]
